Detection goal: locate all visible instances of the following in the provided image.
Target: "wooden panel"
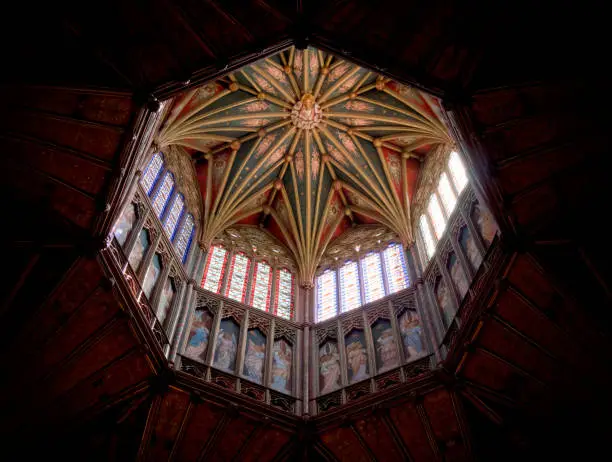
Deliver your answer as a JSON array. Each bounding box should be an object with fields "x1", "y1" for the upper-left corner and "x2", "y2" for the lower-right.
[
  {"x1": 209, "y1": 415, "x2": 257, "y2": 460},
  {"x1": 241, "y1": 426, "x2": 292, "y2": 462},
  {"x1": 388, "y1": 401, "x2": 436, "y2": 462},
  {"x1": 148, "y1": 389, "x2": 191, "y2": 462},
  {"x1": 174, "y1": 402, "x2": 224, "y2": 461},
  {"x1": 354, "y1": 413, "x2": 403, "y2": 461},
  {"x1": 320, "y1": 425, "x2": 370, "y2": 462}
]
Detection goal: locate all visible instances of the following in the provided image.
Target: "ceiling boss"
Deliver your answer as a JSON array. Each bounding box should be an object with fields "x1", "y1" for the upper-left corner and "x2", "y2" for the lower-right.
[
  {"x1": 291, "y1": 93, "x2": 322, "y2": 130},
  {"x1": 156, "y1": 46, "x2": 453, "y2": 287}
]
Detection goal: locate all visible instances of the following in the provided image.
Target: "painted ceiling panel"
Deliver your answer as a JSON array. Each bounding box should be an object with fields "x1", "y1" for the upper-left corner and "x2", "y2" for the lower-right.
[{"x1": 157, "y1": 45, "x2": 452, "y2": 285}]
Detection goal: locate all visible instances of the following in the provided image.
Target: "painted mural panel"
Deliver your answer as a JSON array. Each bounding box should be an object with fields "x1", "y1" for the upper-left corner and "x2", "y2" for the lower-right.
[
  {"x1": 128, "y1": 228, "x2": 150, "y2": 271},
  {"x1": 271, "y1": 339, "x2": 292, "y2": 394},
  {"x1": 142, "y1": 253, "x2": 162, "y2": 298},
  {"x1": 113, "y1": 204, "x2": 136, "y2": 246},
  {"x1": 243, "y1": 329, "x2": 266, "y2": 384},
  {"x1": 345, "y1": 330, "x2": 369, "y2": 384},
  {"x1": 459, "y1": 226, "x2": 482, "y2": 271},
  {"x1": 448, "y1": 253, "x2": 469, "y2": 299},
  {"x1": 157, "y1": 277, "x2": 175, "y2": 326},
  {"x1": 214, "y1": 318, "x2": 240, "y2": 372},
  {"x1": 319, "y1": 341, "x2": 341, "y2": 394},
  {"x1": 184, "y1": 309, "x2": 214, "y2": 363},
  {"x1": 372, "y1": 319, "x2": 399, "y2": 373},
  {"x1": 435, "y1": 277, "x2": 454, "y2": 327},
  {"x1": 471, "y1": 202, "x2": 498, "y2": 248},
  {"x1": 399, "y1": 310, "x2": 426, "y2": 361}
]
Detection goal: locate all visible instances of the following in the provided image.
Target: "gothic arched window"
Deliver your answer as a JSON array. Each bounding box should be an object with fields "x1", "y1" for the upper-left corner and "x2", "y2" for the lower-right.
[
  {"x1": 274, "y1": 268, "x2": 294, "y2": 320},
  {"x1": 448, "y1": 151, "x2": 468, "y2": 193},
  {"x1": 383, "y1": 243, "x2": 410, "y2": 294},
  {"x1": 316, "y1": 269, "x2": 338, "y2": 322},
  {"x1": 152, "y1": 171, "x2": 175, "y2": 217},
  {"x1": 201, "y1": 245, "x2": 228, "y2": 293},
  {"x1": 163, "y1": 193, "x2": 184, "y2": 239},
  {"x1": 175, "y1": 214, "x2": 195, "y2": 262},
  {"x1": 225, "y1": 252, "x2": 251, "y2": 303},
  {"x1": 141, "y1": 152, "x2": 164, "y2": 195},
  {"x1": 339, "y1": 260, "x2": 361, "y2": 313},
  {"x1": 250, "y1": 260, "x2": 272, "y2": 312},
  {"x1": 362, "y1": 252, "x2": 385, "y2": 304}
]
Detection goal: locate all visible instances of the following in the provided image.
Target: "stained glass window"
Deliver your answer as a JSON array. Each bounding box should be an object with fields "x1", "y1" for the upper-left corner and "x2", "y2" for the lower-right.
[
  {"x1": 275, "y1": 268, "x2": 294, "y2": 320},
  {"x1": 438, "y1": 172, "x2": 457, "y2": 217},
  {"x1": 152, "y1": 172, "x2": 175, "y2": 217},
  {"x1": 141, "y1": 152, "x2": 164, "y2": 195},
  {"x1": 202, "y1": 245, "x2": 228, "y2": 293},
  {"x1": 250, "y1": 261, "x2": 272, "y2": 312},
  {"x1": 419, "y1": 215, "x2": 436, "y2": 258},
  {"x1": 128, "y1": 228, "x2": 150, "y2": 271},
  {"x1": 175, "y1": 214, "x2": 195, "y2": 262},
  {"x1": 163, "y1": 193, "x2": 184, "y2": 239},
  {"x1": 383, "y1": 243, "x2": 410, "y2": 293},
  {"x1": 448, "y1": 151, "x2": 468, "y2": 193},
  {"x1": 316, "y1": 269, "x2": 338, "y2": 322},
  {"x1": 339, "y1": 261, "x2": 361, "y2": 313},
  {"x1": 428, "y1": 194, "x2": 446, "y2": 239},
  {"x1": 142, "y1": 253, "x2": 162, "y2": 298},
  {"x1": 157, "y1": 277, "x2": 175, "y2": 326},
  {"x1": 113, "y1": 204, "x2": 137, "y2": 247},
  {"x1": 362, "y1": 252, "x2": 386, "y2": 303},
  {"x1": 225, "y1": 252, "x2": 251, "y2": 303}
]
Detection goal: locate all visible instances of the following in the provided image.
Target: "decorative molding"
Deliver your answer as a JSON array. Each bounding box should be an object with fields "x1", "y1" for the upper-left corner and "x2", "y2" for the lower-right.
[
  {"x1": 221, "y1": 300, "x2": 246, "y2": 323},
  {"x1": 391, "y1": 292, "x2": 417, "y2": 317},
  {"x1": 346, "y1": 380, "x2": 372, "y2": 402},
  {"x1": 341, "y1": 312, "x2": 365, "y2": 335},
  {"x1": 365, "y1": 302, "x2": 391, "y2": 324},
  {"x1": 248, "y1": 310, "x2": 271, "y2": 335},
  {"x1": 274, "y1": 320, "x2": 298, "y2": 344},
  {"x1": 315, "y1": 322, "x2": 339, "y2": 345},
  {"x1": 317, "y1": 390, "x2": 343, "y2": 413},
  {"x1": 195, "y1": 291, "x2": 221, "y2": 315}
]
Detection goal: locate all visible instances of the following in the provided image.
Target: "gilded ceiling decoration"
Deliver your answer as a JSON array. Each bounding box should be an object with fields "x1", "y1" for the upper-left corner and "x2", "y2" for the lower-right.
[
  {"x1": 212, "y1": 225, "x2": 296, "y2": 272},
  {"x1": 318, "y1": 225, "x2": 399, "y2": 272},
  {"x1": 156, "y1": 46, "x2": 452, "y2": 286}
]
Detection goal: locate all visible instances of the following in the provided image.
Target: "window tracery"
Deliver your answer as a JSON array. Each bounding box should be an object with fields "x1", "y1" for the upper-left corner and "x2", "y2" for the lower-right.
[
  {"x1": 250, "y1": 261, "x2": 272, "y2": 312},
  {"x1": 316, "y1": 242, "x2": 410, "y2": 321},
  {"x1": 274, "y1": 268, "x2": 294, "y2": 320},
  {"x1": 225, "y1": 252, "x2": 251, "y2": 303},
  {"x1": 141, "y1": 152, "x2": 164, "y2": 195},
  {"x1": 152, "y1": 172, "x2": 175, "y2": 217}
]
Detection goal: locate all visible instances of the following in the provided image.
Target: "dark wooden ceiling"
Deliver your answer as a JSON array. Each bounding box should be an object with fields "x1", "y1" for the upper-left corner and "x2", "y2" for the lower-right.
[{"x1": 0, "y1": 0, "x2": 610, "y2": 460}]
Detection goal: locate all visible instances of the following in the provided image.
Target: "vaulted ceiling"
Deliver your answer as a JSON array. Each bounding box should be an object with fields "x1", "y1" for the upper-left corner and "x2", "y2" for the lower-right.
[{"x1": 156, "y1": 46, "x2": 452, "y2": 284}]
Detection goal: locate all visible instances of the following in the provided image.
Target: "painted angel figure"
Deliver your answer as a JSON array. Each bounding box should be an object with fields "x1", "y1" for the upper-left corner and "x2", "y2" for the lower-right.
[
  {"x1": 346, "y1": 340, "x2": 368, "y2": 383},
  {"x1": 184, "y1": 311, "x2": 211, "y2": 362},
  {"x1": 319, "y1": 343, "x2": 341, "y2": 394},
  {"x1": 243, "y1": 338, "x2": 265, "y2": 383},
  {"x1": 271, "y1": 341, "x2": 292, "y2": 392},
  {"x1": 376, "y1": 328, "x2": 399, "y2": 371},
  {"x1": 400, "y1": 311, "x2": 425, "y2": 360},
  {"x1": 214, "y1": 328, "x2": 237, "y2": 371}
]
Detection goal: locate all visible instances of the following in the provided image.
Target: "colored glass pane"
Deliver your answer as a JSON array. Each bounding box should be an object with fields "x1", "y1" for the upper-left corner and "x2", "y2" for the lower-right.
[
  {"x1": 250, "y1": 261, "x2": 272, "y2": 311},
  {"x1": 419, "y1": 215, "x2": 436, "y2": 258},
  {"x1": 142, "y1": 253, "x2": 162, "y2": 298},
  {"x1": 438, "y1": 172, "x2": 457, "y2": 216},
  {"x1": 225, "y1": 253, "x2": 251, "y2": 303},
  {"x1": 128, "y1": 228, "x2": 150, "y2": 271},
  {"x1": 141, "y1": 153, "x2": 163, "y2": 195},
  {"x1": 163, "y1": 194, "x2": 184, "y2": 239},
  {"x1": 449, "y1": 151, "x2": 468, "y2": 193},
  {"x1": 428, "y1": 194, "x2": 446, "y2": 239},
  {"x1": 113, "y1": 204, "x2": 136, "y2": 247},
  {"x1": 316, "y1": 270, "x2": 338, "y2": 322},
  {"x1": 275, "y1": 269, "x2": 294, "y2": 320},
  {"x1": 362, "y1": 252, "x2": 385, "y2": 303},
  {"x1": 175, "y1": 214, "x2": 195, "y2": 262},
  {"x1": 383, "y1": 243, "x2": 410, "y2": 293},
  {"x1": 339, "y1": 261, "x2": 361, "y2": 312},
  {"x1": 202, "y1": 245, "x2": 228, "y2": 293},
  {"x1": 152, "y1": 172, "x2": 174, "y2": 217}
]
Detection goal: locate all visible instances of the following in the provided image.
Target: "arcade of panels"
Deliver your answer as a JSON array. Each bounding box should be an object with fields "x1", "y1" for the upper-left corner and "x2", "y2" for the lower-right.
[{"x1": 109, "y1": 45, "x2": 499, "y2": 414}]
